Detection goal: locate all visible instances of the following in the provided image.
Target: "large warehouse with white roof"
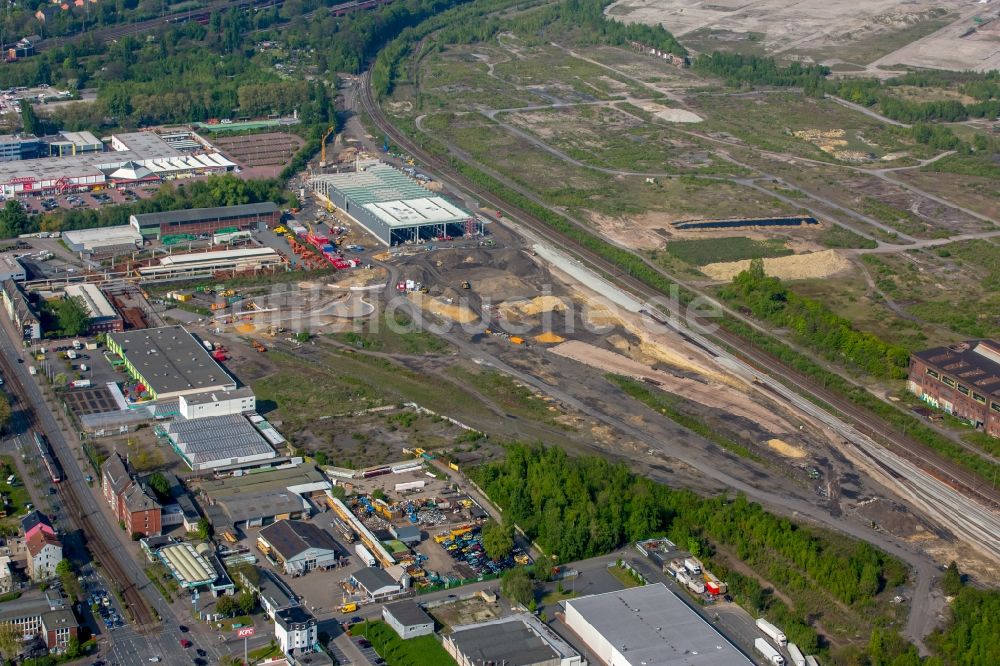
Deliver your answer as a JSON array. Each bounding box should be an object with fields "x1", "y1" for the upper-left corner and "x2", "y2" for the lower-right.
[
  {"x1": 309, "y1": 162, "x2": 482, "y2": 246},
  {"x1": 563, "y1": 584, "x2": 753, "y2": 666},
  {"x1": 0, "y1": 131, "x2": 236, "y2": 197}
]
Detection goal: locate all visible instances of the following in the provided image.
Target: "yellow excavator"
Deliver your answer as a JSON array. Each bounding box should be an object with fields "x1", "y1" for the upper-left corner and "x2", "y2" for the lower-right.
[{"x1": 319, "y1": 126, "x2": 335, "y2": 168}]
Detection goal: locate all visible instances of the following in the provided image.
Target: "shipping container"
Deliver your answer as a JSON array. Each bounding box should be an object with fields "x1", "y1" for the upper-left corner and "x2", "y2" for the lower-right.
[
  {"x1": 755, "y1": 638, "x2": 785, "y2": 666},
  {"x1": 787, "y1": 643, "x2": 806, "y2": 666},
  {"x1": 706, "y1": 580, "x2": 722, "y2": 595},
  {"x1": 686, "y1": 578, "x2": 705, "y2": 594},
  {"x1": 756, "y1": 618, "x2": 787, "y2": 646},
  {"x1": 683, "y1": 557, "x2": 702, "y2": 575}
]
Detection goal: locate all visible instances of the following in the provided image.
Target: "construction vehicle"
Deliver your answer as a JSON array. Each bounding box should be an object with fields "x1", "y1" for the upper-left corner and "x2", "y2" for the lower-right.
[
  {"x1": 274, "y1": 225, "x2": 289, "y2": 234},
  {"x1": 339, "y1": 602, "x2": 358, "y2": 614},
  {"x1": 319, "y1": 126, "x2": 335, "y2": 167},
  {"x1": 460, "y1": 281, "x2": 471, "y2": 289},
  {"x1": 252, "y1": 340, "x2": 267, "y2": 353}
]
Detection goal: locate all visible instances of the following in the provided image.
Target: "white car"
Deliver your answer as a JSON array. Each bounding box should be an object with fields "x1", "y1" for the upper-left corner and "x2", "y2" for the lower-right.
[{"x1": 148, "y1": 657, "x2": 161, "y2": 663}]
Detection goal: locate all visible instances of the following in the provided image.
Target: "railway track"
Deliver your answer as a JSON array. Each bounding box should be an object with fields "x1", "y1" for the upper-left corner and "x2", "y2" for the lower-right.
[
  {"x1": 357, "y1": 72, "x2": 1000, "y2": 547},
  {"x1": 0, "y1": 348, "x2": 157, "y2": 631}
]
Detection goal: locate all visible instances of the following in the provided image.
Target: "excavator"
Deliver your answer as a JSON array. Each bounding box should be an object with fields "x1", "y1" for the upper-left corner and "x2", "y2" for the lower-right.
[{"x1": 319, "y1": 126, "x2": 335, "y2": 168}]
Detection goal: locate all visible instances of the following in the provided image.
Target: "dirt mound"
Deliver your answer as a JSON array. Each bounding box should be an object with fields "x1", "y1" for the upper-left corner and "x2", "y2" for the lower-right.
[
  {"x1": 409, "y1": 293, "x2": 478, "y2": 324},
  {"x1": 701, "y1": 250, "x2": 851, "y2": 281}
]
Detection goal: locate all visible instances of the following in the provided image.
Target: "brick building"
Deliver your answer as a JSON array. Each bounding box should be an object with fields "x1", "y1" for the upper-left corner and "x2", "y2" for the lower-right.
[
  {"x1": 101, "y1": 452, "x2": 162, "y2": 537},
  {"x1": 908, "y1": 339, "x2": 1000, "y2": 438}
]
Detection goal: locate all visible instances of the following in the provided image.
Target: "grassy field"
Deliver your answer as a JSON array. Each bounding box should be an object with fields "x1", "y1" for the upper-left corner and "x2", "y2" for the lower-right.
[
  {"x1": 664, "y1": 237, "x2": 792, "y2": 265},
  {"x1": 688, "y1": 92, "x2": 920, "y2": 163},
  {"x1": 607, "y1": 563, "x2": 644, "y2": 589},
  {"x1": 817, "y1": 225, "x2": 878, "y2": 249},
  {"x1": 328, "y1": 311, "x2": 451, "y2": 354},
  {"x1": 448, "y1": 366, "x2": 567, "y2": 427},
  {"x1": 0, "y1": 455, "x2": 33, "y2": 534},
  {"x1": 350, "y1": 621, "x2": 457, "y2": 666}
]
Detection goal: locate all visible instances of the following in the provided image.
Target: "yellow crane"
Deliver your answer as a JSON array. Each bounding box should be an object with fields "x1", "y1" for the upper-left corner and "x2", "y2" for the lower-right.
[{"x1": 319, "y1": 126, "x2": 335, "y2": 167}]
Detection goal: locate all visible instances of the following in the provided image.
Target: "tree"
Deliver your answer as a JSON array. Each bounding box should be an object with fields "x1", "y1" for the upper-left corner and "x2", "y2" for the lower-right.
[
  {"x1": 147, "y1": 472, "x2": 171, "y2": 502},
  {"x1": 500, "y1": 568, "x2": 533, "y2": 607},
  {"x1": 56, "y1": 559, "x2": 73, "y2": 576},
  {"x1": 314, "y1": 451, "x2": 328, "y2": 466},
  {"x1": 235, "y1": 590, "x2": 256, "y2": 615},
  {"x1": 0, "y1": 393, "x2": 11, "y2": 434},
  {"x1": 372, "y1": 488, "x2": 386, "y2": 501},
  {"x1": 194, "y1": 518, "x2": 211, "y2": 540},
  {"x1": 216, "y1": 596, "x2": 239, "y2": 616},
  {"x1": 20, "y1": 102, "x2": 39, "y2": 135},
  {"x1": 54, "y1": 295, "x2": 90, "y2": 337},
  {"x1": 0, "y1": 623, "x2": 20, "y2": 662},
  {"x1": 481, "y1": 520, "x2": 514, "y2": 561},
  {"x1": 941, "y1": 561, "x2": 963, "y2": 596},
  {"x1": 295, "y1": 329, "x2": 311, "y2": 343},
  {"x1": 64, "y1": 636, "x2": 81, "y2": 659},
  {"x1": 0, "y1": 200, "x2": 30, "y2": 239}
]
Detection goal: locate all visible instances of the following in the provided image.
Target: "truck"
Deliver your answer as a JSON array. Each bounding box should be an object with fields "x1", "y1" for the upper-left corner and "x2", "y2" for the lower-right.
[
  {"x1": 28, "y1": 366, "x2": 36, "y2": 376},
  {"x1": 675, "y1": 570, "x2": 690, "y2": 587},
  {"x1": 756, "y1": 618, "x2": 787, "y2": 646},
  {"x1": 683, "y1": 557, "x2": 702, "y2": 575},
  {"x1": 339, "y1": 602, "x2": 358, "y2": 613},
  {"x1": 787, "y1": 643, "x2": 806, "y2": 666},
  {"x1": 686, "y1": 578, "x2": 705, "y2": 594},
  {"x1": 755, "y1": 638, "x2": 785, "y2": 666},
  {"x1": 66, "y1": 350, "x2": 78, "y2": 360},
  {"x1": 355, "y1": 543, "x2": 377, "y2": 567},
  {"x1": 666, "y1": 560, "x2": 685, "y2": 577},
  {"x1": 202, "y1": 340, "x2": 214, "y2": 352},
  {"x1": 705, "y1": 580, "x2": 725, "y2": 596},
  {"x1": 72, "y1": 340, "x2": 82, "y2": 350},
  {"x1": 70, "y1": 379, "x2": 91, "y2": 389}
]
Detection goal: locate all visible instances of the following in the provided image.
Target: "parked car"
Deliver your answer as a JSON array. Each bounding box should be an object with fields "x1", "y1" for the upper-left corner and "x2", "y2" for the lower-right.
[{"x1": 180, "y1": 639, "x2": 192, "y2": 648}]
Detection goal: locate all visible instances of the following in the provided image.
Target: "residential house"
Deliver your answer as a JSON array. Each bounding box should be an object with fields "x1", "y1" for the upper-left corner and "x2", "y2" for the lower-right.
[
  {"x1": 26, "y1": 531, "x2": 61, "y2": 581},
  {"x1": 274, "y1": 607, "x2": 317, "y2": 654}
]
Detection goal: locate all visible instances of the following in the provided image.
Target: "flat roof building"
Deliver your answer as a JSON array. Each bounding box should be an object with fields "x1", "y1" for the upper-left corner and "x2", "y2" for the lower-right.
[
  {"x1": 444, "y1": 614, "x2": 581, "y2": 666},
  {"x1": 137, "y1": 246, "x2": 284, "y2": 280},
  {"x1": 106, "y1": 326, "x2": 236, "y2": 399},
  {"x1": 563, "y1": 584, "x2": 752, "y2": 666},
  {"x1": 130, "y1": 202, "x2": 280, "y2": 240},
  {"x1": 63, "y1": 225, "x2": 143, "y2": 257},
  {"x1": 909, "y1": 339, "x2": 1000, "y2": 439},
  {"x1": 198, "y1": 465, "x2": 330, "y2": 530},
  {"x1": 0, "y1": 252, "x2": 27, "y2": 281},
  {"x1": 64, "y1": 283, "x2": 123, "y2": 334},
  {"x1": 310, "y1": 163, "x2": 480, "y2": 246},
  {"x1": 165, "y1": 413, "x2": 277, "y2": 471}
]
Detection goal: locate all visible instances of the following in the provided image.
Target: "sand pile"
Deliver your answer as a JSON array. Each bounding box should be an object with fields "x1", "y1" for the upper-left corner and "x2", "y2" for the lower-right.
[
  {"x1": 409, "y1": 293, "x2": 478, "y2": 324},
  {"x1": 767, "y1": 438, "x2": 807, "y2": 459},
  {"x1": 701, "y1": 250, "x2": 851, "y2": 281},
  {"x1": 236, "y1": 323, "x2": 257, "y2": 334},
  {"x1": 534, "y1": 331, "x2": 566, "y2": 344},
  {"x1": 500, "y1": 295, "x2": 567, "y2": 318}
]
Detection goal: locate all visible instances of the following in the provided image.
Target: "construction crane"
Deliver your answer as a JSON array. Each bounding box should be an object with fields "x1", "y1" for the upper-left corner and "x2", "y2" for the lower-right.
[{"x1": 319, "y1": 126, "x2": 335, "y2": 167}]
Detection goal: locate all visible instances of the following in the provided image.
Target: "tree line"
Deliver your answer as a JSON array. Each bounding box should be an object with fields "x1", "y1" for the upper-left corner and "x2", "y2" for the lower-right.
[
  {"x1": 471, "y1": 443, "x2": 914, "y2": 660},
  {"x1": 719, "y1": 259, "x2": 910, "y2": 379}
]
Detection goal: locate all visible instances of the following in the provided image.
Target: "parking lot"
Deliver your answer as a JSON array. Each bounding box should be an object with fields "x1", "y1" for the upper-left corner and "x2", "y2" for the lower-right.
[{"x1": 17, "y1": 185, "x2": 154, "y2": 216}]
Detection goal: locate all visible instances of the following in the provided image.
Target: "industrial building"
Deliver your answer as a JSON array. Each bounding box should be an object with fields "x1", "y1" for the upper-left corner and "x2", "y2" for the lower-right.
[
  {"x1": 909, "y1": 339, "x2": 1000, "y2": 438},
  {"x1": 237, "y1": 568, "x2": 301, "y2": 620},
  {"x1": 382, "y1": 601, "x2": 434, "y2": 640},
  {"x1": 0, "y1": 133, "x2": 45, "y2": 161},
  {"x1": 137, "y1": 246, "x2": 285, "y2": 280},
  {"x1": 178, "y1": 386, "x2": 256, "y2": 420},
  {"x1": 0, "y1": 251, "x2": 27, "y2": 281},
  {"x1": 310, "y1": 162, "x2": 481, "y2": 246},
  {"x1": 444, "y1": 614, "x2": 581, "y2": 666},
  {"x1": 1, "y1": 278, "x2": 40, "y2": 339},
  {"x1": 197, "y1": 466, "x2": 330, "y2": 535},
  {"x1": 349, "y1": 568, "x2": 401, "y2": 603},
  {"x1": 63, "y1": 283, "x2": 123, "y2": 334},
  {"x1": 164, "y1": 413, "x2": 278, "y2": 471},
  {"x1": 563, "y1": 584, "x2": 752, "y2": 666},
  {"x1": 0, "y1": 132, "x2": 236, "y2": 197},
  {"x1": 63, "y1": 225, "x2": 143, "y2": 257},
  {"x1": 157, "y1": 542, "x2": 218, "y2": 589},
  {"x1": 106, "y1": 326, "x2": 236, "y2": 399},
  {"x1": 256, "y1": 519, "x2": 341, "y2": 575},
  {"x1": 130, "y1": 202, "x2": 280, "y2": 240}
]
